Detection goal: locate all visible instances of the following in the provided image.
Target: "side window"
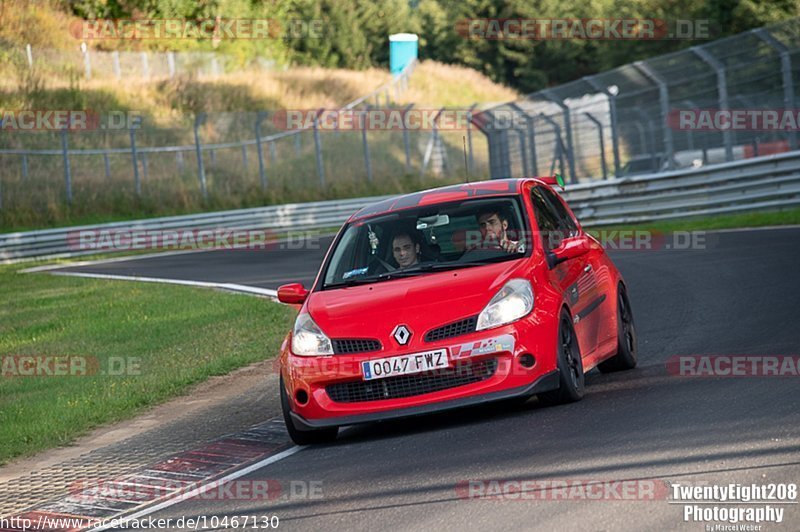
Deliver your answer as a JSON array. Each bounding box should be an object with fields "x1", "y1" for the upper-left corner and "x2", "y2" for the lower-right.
[
  {"x1": 530, "y1": 188, "x2": 562, "y2": 251},
  {"x1": 539, "y1": 187, "x2": 579, "y2": 237}
]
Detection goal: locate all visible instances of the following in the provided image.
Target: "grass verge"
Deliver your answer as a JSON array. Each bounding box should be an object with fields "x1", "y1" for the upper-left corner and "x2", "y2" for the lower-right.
[{"x1": 0, "y1": 265, "x2": 296, "y2": 465}]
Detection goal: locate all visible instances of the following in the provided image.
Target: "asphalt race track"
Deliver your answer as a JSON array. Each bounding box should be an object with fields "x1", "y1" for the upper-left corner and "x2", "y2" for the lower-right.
[{"x1": 47, "y1": 227, "x2": 800, "y2": 531}]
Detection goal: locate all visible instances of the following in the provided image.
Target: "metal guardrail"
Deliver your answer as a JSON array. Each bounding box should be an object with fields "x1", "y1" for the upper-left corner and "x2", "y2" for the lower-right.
[
  {"x1": 561, "y1": 149, "x2": 800, "y2": 225},
  {"x1": 0, "y1": 195, "x2": 392, "y2": 263},
  {"x1": 2, "y1": 150, "x2": 799, "y2": 264}
]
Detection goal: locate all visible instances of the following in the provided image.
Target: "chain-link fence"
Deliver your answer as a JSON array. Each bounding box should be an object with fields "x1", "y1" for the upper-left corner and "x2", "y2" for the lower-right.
[
  {"x1": 477, "y1": 18, "x2": 800, "y2": 183},
  {"x1": 15, "y1": 44, "x2": 265, "y2": 80},
  {"x1": 0, "y1": 61, "x2": 494, "y2": 218}
]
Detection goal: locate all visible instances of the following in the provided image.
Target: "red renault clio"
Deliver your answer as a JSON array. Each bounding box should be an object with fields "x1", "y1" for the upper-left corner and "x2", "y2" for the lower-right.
[{"x1": 277, "y1": 177, "x2": 637, "y2": 444}]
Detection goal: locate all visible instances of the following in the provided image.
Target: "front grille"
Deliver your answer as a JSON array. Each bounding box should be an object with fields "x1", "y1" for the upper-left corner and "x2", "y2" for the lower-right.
[
  {"x1": 326, "y1": 358, "x2": 498, "y2": 403},
  {"x1": 332, "y1": 338, "x2": 382, "y2": 354},
  {"x1": 424, "y1": 316, "x2": 478, "y2": 342}
]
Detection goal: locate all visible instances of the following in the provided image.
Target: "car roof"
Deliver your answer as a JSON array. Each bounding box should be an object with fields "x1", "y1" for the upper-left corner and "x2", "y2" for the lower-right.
[{"x1": 349, "y1": 177, "x2": 549, "y2": 222}]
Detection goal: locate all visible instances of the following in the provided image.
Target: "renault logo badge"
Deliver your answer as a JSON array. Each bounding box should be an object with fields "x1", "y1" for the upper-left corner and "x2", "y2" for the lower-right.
[{"x1": 392, "y1": 325, "x2": 412, "y2": 346}]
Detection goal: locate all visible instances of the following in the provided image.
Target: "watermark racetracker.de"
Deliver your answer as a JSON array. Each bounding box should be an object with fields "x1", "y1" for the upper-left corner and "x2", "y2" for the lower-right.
[
  {"x1": 667, "y1": 355, "x2": 800, "y2": 377},
  {"x1": 0, "y1": 110, "x2": 142, "y2": 131},
  {"x1": 1, "y1": 355, "x2": 142, "y2": 377},
  {"x1": 669, "y1": 109, "x2": 800, "y2": 131},
  {"x1": 455, "y1": 18, "x2": 713, "y2": 40},
  {"x1": 66, "y1": 478, "x2": 323, "y2": 503},
  {"x1": 69, "y1": 229, "x2": 322, "y2": 252},
  {"x1": 69, "y1": 18, "x2": 324, "y2": 40},
  {"x1": 455, "y1": 478, "x2": 670, "y2": 500}
]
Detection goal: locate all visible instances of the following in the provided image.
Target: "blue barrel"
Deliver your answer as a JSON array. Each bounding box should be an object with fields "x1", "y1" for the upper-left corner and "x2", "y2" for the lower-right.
[{"x1": 389, "y1": 33, "x2": 418, "y2": 75}]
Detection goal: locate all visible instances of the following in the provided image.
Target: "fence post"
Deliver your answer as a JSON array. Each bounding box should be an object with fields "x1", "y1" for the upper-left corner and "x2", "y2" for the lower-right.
[
  {"x1": 634, "y1": 61, "x2": 674, "y2": 170},
  {"x1": 692, "y1": 46, "x2": 732, "y2": 162},
  {"x1": 541, "y1": 89, "x2": 576, "y2": 183},
  {"x1": 526, "y1": 115, "x2": 538, "y2": 177},
  {"x1": 509, "y1": 103, "x2": 538, "y2": 177},
  {"x1": 753, "y1": 29, "x2": 797, "y2": 151},
  {"x1": 474, "y1": 110, "x2": 507, "y2": 179},
  {"x1": 538, "y1": 113, "x2": 567, "y2": 179},
  {"x1": 21, "y1": 154, "x2": 29, "y2": 180},
  {"x1": 26, "y1": 44, "x2": 33, "y2": 68},
  {"x1": 466, "y1": 104, "x2": 477, "y2": 174},
  {"x1": 269, "y1": 141, "x2": 276, "y2": 163},
  {"x1": 313, "y1": 110, "x2": 325, "y2": 186},
  {"x1": 420, "y1": 109, "x2": 445, "y2": 177},
  {"x1": 112, "y1": 51, "x2": 121, "y2": 80},
  {"x1": 516, "y1": 130, "x2": 529, "y2": 176},
  {"x1": 81, "y1": 43, "x2": 91, "y2": 80},
  {"x1": 103, "y1": 152, "x2": 110, "y2": 179},
  {"x1": 167, "y1": 52, "x2": 176, "y2": 78},
  {"x1": 584, "y1": 76, "x2": 621, "y2": 176},
  {"x1": 209, "y1": 149, "x2": 216, "y2": 166},
  {"x1": 584, "y1": 112, "x2": 608, "y2": 180},
  {"x1": 682, "y1": 99, "x2": 702, "y2": 158},
  {"x1": 402, "y1": 103, "x2": 413, "y2": 173},
  {"x1": 129, "y1": 127, "x2": 140, "y2": 196},
  {"x1": 361, "y1": 105, "x2": 373, "y2": 182},
  {"x1": 294, "y1": 132, "x2": 302, "y2": 155},
  {"x1": 241, "y1": 145, "x2": 248, "y2": 169},
  {"x1": 194, "y1": 113, "x2": 208, "y2": 199},
  {"x1": 255, "y1": 112, "x2": 267, "y2": 190},
  {"x1": 176, "y1": 151, "x2": 185, "y2": 172},
  {"x1": 141, "y1": 52, "x2": 150, "y2": 79},
  {"x1": 60, "y1": 128, "x2": 73, "y2": 204}
]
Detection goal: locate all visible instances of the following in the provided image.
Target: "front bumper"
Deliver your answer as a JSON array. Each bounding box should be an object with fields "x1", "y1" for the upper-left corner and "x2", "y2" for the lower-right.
[
  {"x1": 283, "y1": 316, "x2": 560, "y2": 428},
  {"x1": 290, "y1": 369, "x2": 559, "y2": 429}
]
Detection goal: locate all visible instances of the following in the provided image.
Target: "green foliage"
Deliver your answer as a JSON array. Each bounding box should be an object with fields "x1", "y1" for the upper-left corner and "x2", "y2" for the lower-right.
[
  {"x1": 9, "y1": 1, "x2": 800, "y2": 96},
  {"x1": 61, "y1": 0, "x2": 799, "y2": 91}
]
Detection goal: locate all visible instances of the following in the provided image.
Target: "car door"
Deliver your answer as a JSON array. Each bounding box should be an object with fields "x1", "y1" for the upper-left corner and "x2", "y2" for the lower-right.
[
  {"x1": 530, "y1": 187, "x2": 598, "y2": 357},
  {"x1": 539, "y1": 186, "x2": 613, "y2": 355}
]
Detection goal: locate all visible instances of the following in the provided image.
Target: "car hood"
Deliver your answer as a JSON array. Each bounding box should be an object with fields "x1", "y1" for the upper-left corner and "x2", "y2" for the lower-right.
[{"x1": 306, "y1": 259, "x2": 528, "y2": 344}]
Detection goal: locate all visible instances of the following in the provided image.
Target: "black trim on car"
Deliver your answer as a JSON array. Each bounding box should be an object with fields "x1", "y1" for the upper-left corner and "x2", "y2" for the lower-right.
[
  {"x1": 424, "y1": 315, "x2": 479, "y2": 342},
  {"x1": 576, "y1": 294, "x2": 606, "y2": 321},
  {"x1": 289, "y1": 370, "x2": 560, "y2": 430}
]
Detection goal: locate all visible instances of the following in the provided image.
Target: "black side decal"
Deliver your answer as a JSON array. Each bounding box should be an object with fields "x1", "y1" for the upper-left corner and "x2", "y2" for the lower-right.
[{"x1": 576, "y1": 295, "x2": 606, "y2": 321}]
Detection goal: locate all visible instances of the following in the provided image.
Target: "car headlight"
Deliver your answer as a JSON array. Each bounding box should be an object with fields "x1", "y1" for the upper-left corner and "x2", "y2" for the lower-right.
[
  {"x1": 476, "y1": 279, "x2": 534, "y2": 331},
  {"x1": 291, "y1": 313, "x2": 333, "y2": 356}
]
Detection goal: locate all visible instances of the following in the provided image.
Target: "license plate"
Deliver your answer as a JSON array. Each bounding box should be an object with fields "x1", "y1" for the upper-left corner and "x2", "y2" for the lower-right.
[{"x1": 361, "y1": 349, "x2": 449, "y2": 381}]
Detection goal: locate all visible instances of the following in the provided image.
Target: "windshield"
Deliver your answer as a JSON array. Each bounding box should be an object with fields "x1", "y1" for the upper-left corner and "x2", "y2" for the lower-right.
[{"x1": 322, "y1": 197, "x2": 528, "y2": 289}]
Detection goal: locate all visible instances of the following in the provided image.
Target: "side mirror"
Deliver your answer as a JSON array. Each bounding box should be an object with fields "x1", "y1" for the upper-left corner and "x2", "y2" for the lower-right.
[
  {"x1": 547, "y1": 235, "x2": 591, "y2": 268},
  {"x1": 277, "y1": 283, "x2": 309, "y2": 304}
]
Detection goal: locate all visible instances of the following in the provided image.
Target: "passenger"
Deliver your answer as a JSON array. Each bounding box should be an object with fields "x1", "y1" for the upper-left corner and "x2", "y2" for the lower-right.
[{"x1": 391, "y1": 231, "x2": 421, "y2": 269}]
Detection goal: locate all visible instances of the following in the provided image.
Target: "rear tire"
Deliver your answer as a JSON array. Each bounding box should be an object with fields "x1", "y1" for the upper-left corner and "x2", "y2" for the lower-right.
[
  {"x1": 280, "y1": 377, "x2": 338, "y2": 446},
  {"x1": 538, "y1": 310, "x2": 585, "y2": 405},
  {"x1": 597, "y1": 285, "x2": 638, "y2": 373}
]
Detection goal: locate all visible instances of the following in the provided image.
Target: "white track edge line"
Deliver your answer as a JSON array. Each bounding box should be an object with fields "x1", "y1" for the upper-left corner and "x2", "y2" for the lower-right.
[
  {"x1": 86, "y1": 446, "x2": 302, "y2": 531},
  {"x1": 17, "y1": 231, "x2": 339, "y2": 273},
  {"x1": 47, "y1": 271, "x2": 278, "y2": 298}
]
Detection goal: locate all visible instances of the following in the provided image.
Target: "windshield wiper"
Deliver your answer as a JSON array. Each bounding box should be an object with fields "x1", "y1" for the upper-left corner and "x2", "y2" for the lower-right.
[
  {"x1": 324, "y1": 277, "x2": 385, "y2": 289},
  {"x1": 404, "y1": 253, "x2": 519, "y2": 274},
  {"x1": 324, "y1": 270, "x2": 420, "y2": 288}
]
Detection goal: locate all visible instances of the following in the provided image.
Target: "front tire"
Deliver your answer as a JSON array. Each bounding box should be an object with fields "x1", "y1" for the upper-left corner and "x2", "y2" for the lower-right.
[
  {"x1": 597, "y1": 285, "x2": 638, "y2": 373},
  {"x1": 280, "y1": 377, "x2": 338, "y2": 445},
  {"x1": 538, "y1": 310, "x2": 585, "y2": 405}
]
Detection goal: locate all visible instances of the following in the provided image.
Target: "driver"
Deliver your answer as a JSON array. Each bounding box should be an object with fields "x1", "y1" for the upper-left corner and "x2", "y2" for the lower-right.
[{"x1": 475, "y1": 208, "x2": 519, "y2": 253}]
